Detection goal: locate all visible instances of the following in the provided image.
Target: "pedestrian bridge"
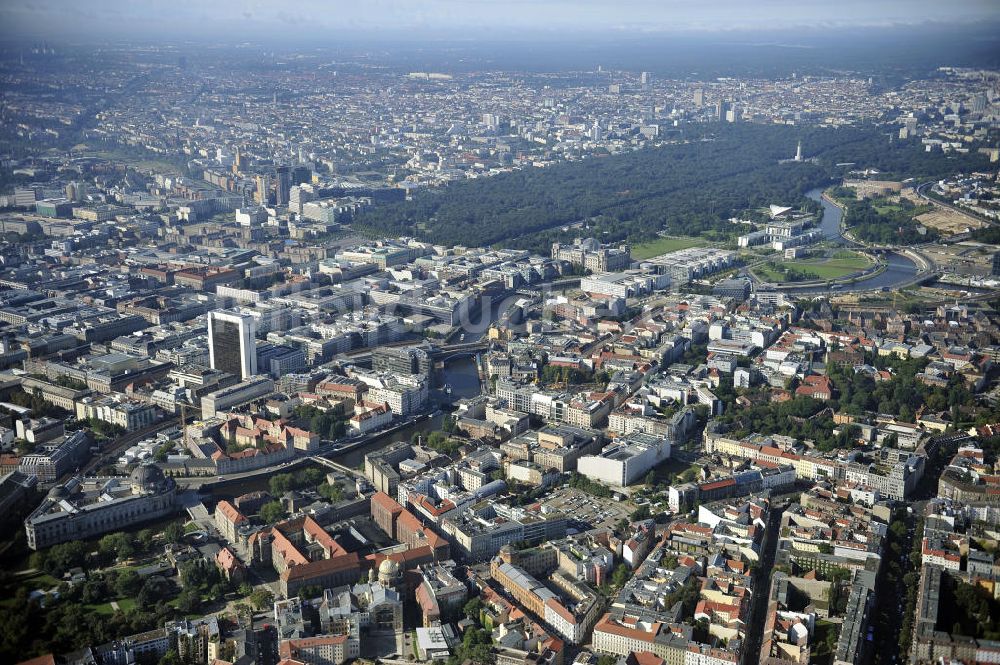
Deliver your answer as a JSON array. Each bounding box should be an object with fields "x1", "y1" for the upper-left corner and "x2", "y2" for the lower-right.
[{"x1": 308, "y1": 455, "x2": 365, "y2": 479}]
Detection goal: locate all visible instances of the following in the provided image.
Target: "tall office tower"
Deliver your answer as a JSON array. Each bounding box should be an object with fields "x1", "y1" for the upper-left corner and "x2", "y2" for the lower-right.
[
  {"x1": 640, "y1": 71, "x2": 651, "y2": 85},
  {"x1": 715, "y1": 100, "x2": 728, "y2": 121},
  {"x1": 291, "y1": 165, "x2": 311, "y2": 186},
  {"x1": 794, "y1": 141, "x2": 803, "y2": 162},
  {"x1": 208, "y1": 311, "x2": 257, "y2": 380},
  {"x1": 288, "y1": 185, "x2": 315, "y2": 216},
  {"x1": 275, "y1": 165, "x2": 291, "y2": 206},
  {"x1": 971, "y1": 94, "x2": 988, "y2": 114},
  {"x1": 693, "y1": 88, "x2": 704, "y2": 107},
  {"x1": 255, "y1": 174, "x2": 270, "y2": 205}
]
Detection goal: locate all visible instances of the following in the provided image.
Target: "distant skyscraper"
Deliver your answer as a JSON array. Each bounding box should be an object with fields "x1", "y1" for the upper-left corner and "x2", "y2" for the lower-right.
[
  {"x1": 255, "y1": 174, "x2": 270, "y2": 205},
  {"x1": 208, "y1": 311, "x2": 257, "y2": 380},
  {"x1": 291, "y1": 165, "x2": 311, "y2": 186},
  {"x1": 795, "y1": 141, "x2": 803, "y2": 162},
  {"x1": 640, "y1": 71, "x2": 651, "y2": 85},
  {"x1": 693, "y1": 88, "x2": 704, "y2": 108},
  {"x1": 275, "y1": 165, "x2": 291, "y2": 206},
  {"x1": 715, "y1": 100, "x2": 728, "y2": 121}
]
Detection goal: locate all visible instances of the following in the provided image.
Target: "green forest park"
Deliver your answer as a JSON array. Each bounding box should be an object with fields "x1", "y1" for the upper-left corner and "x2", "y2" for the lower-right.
[{"x1": 354, "y1": 123, "x2": 991, "y2": 253}]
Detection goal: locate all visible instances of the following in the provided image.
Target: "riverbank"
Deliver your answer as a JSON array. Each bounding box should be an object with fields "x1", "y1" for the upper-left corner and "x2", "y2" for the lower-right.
[{"x1": 776, "y1": 188, "x2": 921, "y2": 294}]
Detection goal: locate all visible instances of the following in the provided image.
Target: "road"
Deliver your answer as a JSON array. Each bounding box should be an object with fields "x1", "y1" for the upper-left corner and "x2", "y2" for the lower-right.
[
  {"x1": 742, "y1": 501, "x2": 785, "y2": 664},
  {"x1": 869, "y1": 504, "x2": 922, "y2": 665},
  {"x1": 869, "y1": 437, "x2": 957, "y2": 664}
]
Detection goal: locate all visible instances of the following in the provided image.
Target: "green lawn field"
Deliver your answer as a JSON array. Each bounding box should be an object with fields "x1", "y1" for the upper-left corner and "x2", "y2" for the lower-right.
[
  {"x1": 632, "y1": 236, "x2": 706, "y2": 260},
  {"x1": 754, "y1": 251, "x2": 873, "y2": 283}
]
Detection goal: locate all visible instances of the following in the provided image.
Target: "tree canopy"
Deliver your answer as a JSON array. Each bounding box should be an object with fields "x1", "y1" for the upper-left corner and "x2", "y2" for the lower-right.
[
  {"x1": 354, "y1": 124, "x2": 990, "y2": 253},
  {"x1": 843, "y1": 196, "x2": 937, "y2": 245}
]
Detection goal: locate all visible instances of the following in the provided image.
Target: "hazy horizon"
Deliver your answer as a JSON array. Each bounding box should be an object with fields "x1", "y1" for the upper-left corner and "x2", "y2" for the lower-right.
[{"x1": 1, "y1": 0, "x2": 999, "y2": 42}]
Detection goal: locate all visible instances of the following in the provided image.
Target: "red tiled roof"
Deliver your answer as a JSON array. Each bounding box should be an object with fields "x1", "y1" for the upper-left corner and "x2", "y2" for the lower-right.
[
  {"x1": 303, "y1": 516, "x2": 346, "y2": 556},
  {"x1": 271, "y1": 528, "x2": 309, "y2": 567},
  {"x1": 279, "y1": 635, "x2": 349, "y2": 659},
  {"x1": 215, "y1": 500, "x2": 247, "y2": 525},
  {"x1": 544, "y1": 597, "x2": 576, "y2": 624},
  {"x1": 216, "y1": 546, "x2": 243, "y2": 572},
  {"x1": 628, "y1": 651, "x2": 665, "y2": 665},
  {"x1": 699, "y1": 478, "x2": 737, "y2": 491},
  {"x1": 371, "y1": 491, "x2": 404, "y2": 515},
  {"x1": 594, "y1": 613, "x2": 658, "y2": 643},
  {"x1": 16, "y1": 656, "x2": 56, "y2": 665},
  {"x1": 282, "y1": 552, "x2": 360, "y2": 581}
]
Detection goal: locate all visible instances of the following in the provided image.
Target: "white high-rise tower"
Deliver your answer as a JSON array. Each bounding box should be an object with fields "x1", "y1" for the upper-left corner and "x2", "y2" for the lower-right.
[
  {"x1": 795, "y1": 141, "x2": 803, "y2": 162},
  {"x1": 208, "y1": 311, "x2": 257, "y2": 380}
]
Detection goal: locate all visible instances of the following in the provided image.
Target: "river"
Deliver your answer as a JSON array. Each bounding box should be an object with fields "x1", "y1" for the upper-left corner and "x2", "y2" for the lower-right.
[
  {"x1": 200, "y1": 319, "x2": 488, "y2": 500},
  {"x1": 777, "y1": 188, "x2": 921, "y2": 294},
  {"x1": 812, "y1": 186, "x2": 847, "y2": 241},
  {"x1": 330, "y1": 355, "x2": 482, "y2": 468}
]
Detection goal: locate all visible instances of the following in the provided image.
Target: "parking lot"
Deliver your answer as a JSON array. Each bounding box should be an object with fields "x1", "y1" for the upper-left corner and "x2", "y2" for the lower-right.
[{"x1": 543, "y1": 486, "x2": 634, "y2": 532}]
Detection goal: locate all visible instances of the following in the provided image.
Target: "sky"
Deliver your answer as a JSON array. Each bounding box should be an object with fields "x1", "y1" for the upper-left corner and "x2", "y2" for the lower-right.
[{"x1": 1, "y1": 0, "x2": 999, "y2": 41}]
